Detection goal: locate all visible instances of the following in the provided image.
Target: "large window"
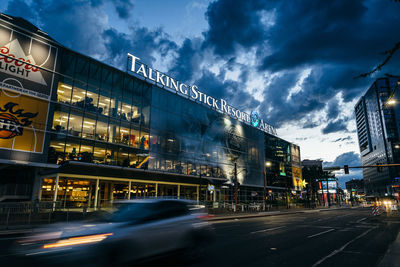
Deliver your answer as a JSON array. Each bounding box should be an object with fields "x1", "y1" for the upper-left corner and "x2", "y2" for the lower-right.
[{"x1": 50, "y1": 54, "x2": 149, "y2": 168}]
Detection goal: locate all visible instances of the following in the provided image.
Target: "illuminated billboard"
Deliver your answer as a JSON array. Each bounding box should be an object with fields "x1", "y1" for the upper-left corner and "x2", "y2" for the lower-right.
[
  {"x1": 292, "y1": 166, "x2": 304, "y2": 189},
  {"x1": 0, "y1": 20, "x2": 58, "y2": 153}
]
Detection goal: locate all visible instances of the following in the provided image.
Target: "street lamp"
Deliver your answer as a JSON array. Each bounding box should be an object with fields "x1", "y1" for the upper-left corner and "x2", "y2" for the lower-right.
[
  {"x1": 264, "y1": 161, "x2": 272, "y2": 211},
  {"x1": 386, "y1": 98, "x2": 397, "y2": 106}
]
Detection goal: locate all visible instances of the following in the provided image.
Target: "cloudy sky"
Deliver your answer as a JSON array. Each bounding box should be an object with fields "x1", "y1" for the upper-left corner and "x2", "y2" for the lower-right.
[{"x1": 2, "y1": 0, "x2": 400, "y2": 184}]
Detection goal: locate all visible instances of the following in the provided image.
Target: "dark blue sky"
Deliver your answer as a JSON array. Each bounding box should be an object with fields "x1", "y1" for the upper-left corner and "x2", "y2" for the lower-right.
[{"x1": 3, "y1": 0, "x2": 400, "y2": 183}]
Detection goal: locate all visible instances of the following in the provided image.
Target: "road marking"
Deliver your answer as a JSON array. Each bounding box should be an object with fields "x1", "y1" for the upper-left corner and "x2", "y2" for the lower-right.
[
  {"x1": 307, "y1": 228, "x2": 335, "y2": 238},
  {"x1": 311, "y1": 226, "x2": 378, "y2": 267},
  {"x1": 356, "y1": 217, "x2": 367, "y2": 223},
  {"x1": 251, "y1": 226, "x2": 286, "y2": 234}
]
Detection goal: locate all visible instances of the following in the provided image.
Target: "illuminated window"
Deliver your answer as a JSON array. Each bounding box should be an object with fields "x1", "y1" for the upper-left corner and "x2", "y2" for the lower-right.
[
  {"x1": 57, "y1": 82, "x2": 73, "y2": 104},
  {"x1": 95, "y1": 119, "x2": 109, "y2": 142},
  {"x1": 71, "y1": 82, "x2": 86, "y2": 107},
  {"x1": 52, "y1": 111, "x2": 69, "y2": 132},
  {"x1": 82, "y1": 117, "x2": 96, "y2": 139}
]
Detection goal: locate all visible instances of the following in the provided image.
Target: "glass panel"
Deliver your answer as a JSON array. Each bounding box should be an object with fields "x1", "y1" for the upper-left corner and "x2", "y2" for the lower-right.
[
  {"x1": 130, "y1": 182, "x2": 156, "y2": 199},
  {"x1": 52, "y1": 110, "x2": 69, "y2": 132},
  {"x1": 116, "y1": 125, "x2": 131, "y2": 145},
  {"x1": 88, "y1": 62, "x2": 101, "y2": 87},
  {"x1": 98, "y1": 94, "x2": 111, "y2": 116},
  {"x1": 40, "y1": 177, "x2": 56, "y2": 201},
  {"x1": 85, "y1": 85, "x2": 100, "y2": 114},
  {"x1": 57, "y1": 80, "x2": 73, "y2": 104},
  {"x1": 49, "y1": 140, "x2": 65, "y2": 164},
  {"x1": 132, "y1": 79, "x2": 142, "y2": 102},
  {"x1": 117, "y1": 146, "x2": 130, "y2": 166},
  {"x1": 79, "y1": 138, "x2": 94, "y2": 163},
  {"x1": 97, "y1": 180, "x2": 129, "y2": 208},
  {"x1": 82, "y1": 116, "x2": 96, "y2": 139},
  {"x1": 93, "y1": 144, "x2": 106, "y2": 164},
  {"x1": 158, "y1": 184, "x2": 178, "y2": 198},
  {"x1": 139, "y1": 130, "x2": 149, "y2": 150},
  {"x1": 67, "y1": 113, "x2": 83, "y2": 137},
  {"x1": 60, "y1": 51, "x2": 75, "y2": 77},
  {"x1": 95, "y1": 118, "x2": 109, "y2": 141},
  {"x1": 57, "y1": 178, "x2": 97, "y2": 209},
  {"x1": 180, "y1": 186, "x2": 197, "y2": 200},
  {"x1": 64, "y1": 139, "x2": 81, "y2": 161},
  {"x1": 105, "y1": 145, "x2": 117, "y2": 165},
  {"x1": 74, "y1": 56, "x2": 89, "y2": 82},
  {"x1": 101, "y1": 67, "x2": 113, "y2": 92},
  {"x1": 71, "y1": 81, "x2": 87, "y2": 107}
]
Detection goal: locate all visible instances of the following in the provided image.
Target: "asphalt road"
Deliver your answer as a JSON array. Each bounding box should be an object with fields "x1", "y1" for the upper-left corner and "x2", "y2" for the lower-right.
[
  {"x1": 1, "y1": 207, "x2": 399, "y2": 267},
  {"x1": 194, "y1": 207, "x2": 400, "y2": 267}
]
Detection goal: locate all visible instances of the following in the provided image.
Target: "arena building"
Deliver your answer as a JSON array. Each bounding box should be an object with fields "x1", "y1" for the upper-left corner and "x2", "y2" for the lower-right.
[{"x1": 0, "y1": 13, "x2": 303, "y2": 209}]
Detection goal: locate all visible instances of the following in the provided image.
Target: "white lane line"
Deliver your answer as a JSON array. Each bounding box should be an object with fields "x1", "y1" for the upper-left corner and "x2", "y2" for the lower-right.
[
  {"x1": 250, "y1": 226, "x2": 286, "y2": 234},
  {"x1": 311, "y1": 226, "x2": 378, "y2": 267},
  {"x1": 307, "y1": 228, "x2": 335, "y2": 238},
  {"x1": 356, "y1": 217, "x2": 367, "y2": 223}
]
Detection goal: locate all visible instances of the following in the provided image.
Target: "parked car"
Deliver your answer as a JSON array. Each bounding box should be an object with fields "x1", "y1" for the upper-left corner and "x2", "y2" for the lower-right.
[{"x1": 14, "y1": 199, "x2": 215, "y2": 266}]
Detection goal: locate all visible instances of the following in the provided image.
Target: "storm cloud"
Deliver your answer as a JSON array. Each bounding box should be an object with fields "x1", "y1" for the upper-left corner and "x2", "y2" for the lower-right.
[{"x1": 4, "y1": 0, "x2": 400, "y2": 163}]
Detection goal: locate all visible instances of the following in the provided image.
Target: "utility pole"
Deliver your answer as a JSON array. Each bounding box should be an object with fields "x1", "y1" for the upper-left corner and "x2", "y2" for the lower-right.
[
  {"x1": 263, "y1": 169, "x2": 267, "y2": 211},
  {"x1": 234, "y1": 162, "x2": 238, "y2": 212}
]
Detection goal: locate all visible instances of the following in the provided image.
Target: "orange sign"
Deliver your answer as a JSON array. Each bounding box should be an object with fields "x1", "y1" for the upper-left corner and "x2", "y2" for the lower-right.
[{"x1": 0, "y1": 89, "x2": 48, "y2": 153}]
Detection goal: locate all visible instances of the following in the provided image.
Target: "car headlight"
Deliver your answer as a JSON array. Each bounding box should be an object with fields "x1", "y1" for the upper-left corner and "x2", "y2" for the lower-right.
[{"x1": 43, "y1": 233, "x2": 113, "y2": 249}]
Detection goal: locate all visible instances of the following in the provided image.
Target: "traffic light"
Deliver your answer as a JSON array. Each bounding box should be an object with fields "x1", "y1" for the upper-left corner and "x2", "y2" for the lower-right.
[{"x1": 344, "y1": 165, "x2": 349, "y2": 174}]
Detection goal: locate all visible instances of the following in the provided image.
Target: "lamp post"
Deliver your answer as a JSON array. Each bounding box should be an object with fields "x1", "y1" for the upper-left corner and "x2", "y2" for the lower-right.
[{"x1": 264, "y1": 161, "x2": 272, "y2": 211}]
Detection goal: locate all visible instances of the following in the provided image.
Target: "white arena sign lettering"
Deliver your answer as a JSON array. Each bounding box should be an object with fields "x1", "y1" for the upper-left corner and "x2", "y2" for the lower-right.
[{"x1": 127, "y1": 53, "x2": 277, "y2": 136}]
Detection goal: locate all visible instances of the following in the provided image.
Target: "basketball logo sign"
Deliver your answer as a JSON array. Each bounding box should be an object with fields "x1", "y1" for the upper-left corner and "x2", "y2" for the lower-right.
[{"x1": 0, "y1": 101, "x2": 38, "y2": 139}]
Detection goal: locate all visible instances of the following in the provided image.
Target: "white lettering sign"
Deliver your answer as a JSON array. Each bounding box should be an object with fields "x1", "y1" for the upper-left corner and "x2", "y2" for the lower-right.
[{"x1": 127, "y1": 53, "x2": 277, "y2": 136}]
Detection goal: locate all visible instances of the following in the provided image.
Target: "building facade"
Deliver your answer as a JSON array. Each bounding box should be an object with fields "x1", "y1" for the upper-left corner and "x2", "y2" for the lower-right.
[
  {"x1": 355, "y1": 77, "x2": 400, "y2": 197},
  {"x1": 0, "y1": 14, "x2": 302, "y2": 209}
]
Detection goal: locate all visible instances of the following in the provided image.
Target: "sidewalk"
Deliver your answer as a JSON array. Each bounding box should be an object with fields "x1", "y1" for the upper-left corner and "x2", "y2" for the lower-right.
[{"x1": 378, "y1": 230, "x2": 400, "y2": 267}]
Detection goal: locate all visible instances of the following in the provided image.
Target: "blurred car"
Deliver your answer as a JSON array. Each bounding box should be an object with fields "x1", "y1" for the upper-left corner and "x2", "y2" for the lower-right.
[{"x1": 14, "y1": 199, "x2": 215, "y2": 266}]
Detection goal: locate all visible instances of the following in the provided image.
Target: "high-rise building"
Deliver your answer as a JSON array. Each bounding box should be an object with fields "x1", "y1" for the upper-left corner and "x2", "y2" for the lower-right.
[{"x1": 355, "y1": 77, "x2": 400, "y2": 197}]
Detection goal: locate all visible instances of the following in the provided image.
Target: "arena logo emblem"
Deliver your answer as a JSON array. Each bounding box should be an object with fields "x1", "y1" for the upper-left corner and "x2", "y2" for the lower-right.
[
  {"x1": 0, "y1": 102, "x2": 38, "y2": 139},
  {"x1": 250, "y1": 111, "x2": 260, "y2": 127}
]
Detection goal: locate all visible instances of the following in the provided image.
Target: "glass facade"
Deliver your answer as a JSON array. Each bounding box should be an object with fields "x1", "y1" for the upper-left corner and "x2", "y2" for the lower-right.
[
  {"x1": 149, "y1": 86, "x2": 265, "y2": 186},
  {"x1": 44, "y1": 49, "x2": 300, "y2": 202},
  {"x1": 48, "y1": 51, "x2": 150, "y2": 168},
  {"x1": 265, "y1": 135, "x2": 293, "y2": 188}
]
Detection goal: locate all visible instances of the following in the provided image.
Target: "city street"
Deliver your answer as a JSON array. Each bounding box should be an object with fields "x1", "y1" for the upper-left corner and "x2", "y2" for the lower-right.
[
  {"x1": 1, "y1": 207, "x2": 399, "y2": 266},
  {"x1": 197, "y1": 207, "x2": 400, "y2": 267}
]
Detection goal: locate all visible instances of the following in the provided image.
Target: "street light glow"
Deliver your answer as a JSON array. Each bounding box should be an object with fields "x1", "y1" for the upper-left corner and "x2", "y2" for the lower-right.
[
  {"x1": 386, "y1": 98, "x2": 397, "y2": 106},
  {"x1": 266, "y1": 161, "x2": 272, "y2": 167}
]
